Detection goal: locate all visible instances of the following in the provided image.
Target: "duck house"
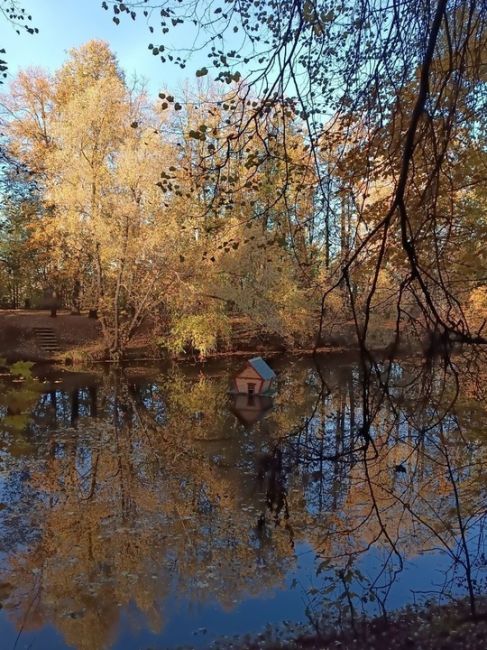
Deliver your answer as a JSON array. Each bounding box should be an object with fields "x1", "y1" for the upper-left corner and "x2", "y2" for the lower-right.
[{"x1": 233, "y1": 357, "x2": 276, "y2": 396}]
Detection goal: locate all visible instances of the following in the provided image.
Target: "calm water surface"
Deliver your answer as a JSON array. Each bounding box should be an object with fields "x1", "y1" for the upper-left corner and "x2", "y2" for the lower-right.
[{"x1": 0, "y1": 355, "x2": 485, "y2": 649}]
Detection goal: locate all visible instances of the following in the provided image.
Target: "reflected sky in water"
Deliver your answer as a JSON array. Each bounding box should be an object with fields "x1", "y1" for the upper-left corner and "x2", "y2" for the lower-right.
[{"x1": 0, "y1": 354, "x2": 485, "y2": 649}]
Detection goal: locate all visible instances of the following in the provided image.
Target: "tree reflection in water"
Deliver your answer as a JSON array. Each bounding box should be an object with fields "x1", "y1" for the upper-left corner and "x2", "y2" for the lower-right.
[{"x1": 0, "y1": 351, "x2": 485, "y2": 648}]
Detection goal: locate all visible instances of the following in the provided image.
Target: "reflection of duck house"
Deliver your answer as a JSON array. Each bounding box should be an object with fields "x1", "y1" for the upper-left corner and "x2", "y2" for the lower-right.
[
  {"x1": 230, "y1": 394, "x2": 274, "y2": 425},
  {"x1": 232, "y1": 357, "x2": 276, "y2": 396}
]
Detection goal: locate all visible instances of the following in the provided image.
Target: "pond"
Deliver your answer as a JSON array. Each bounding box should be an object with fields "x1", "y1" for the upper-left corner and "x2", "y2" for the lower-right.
[{"x1": 0, "y1": 353, "x2": 486, "y2": 649}]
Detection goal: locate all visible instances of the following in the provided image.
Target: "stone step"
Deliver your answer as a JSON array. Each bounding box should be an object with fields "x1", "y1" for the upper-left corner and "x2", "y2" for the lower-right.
[{"x1": 33, "y1": 328, "x2": 60, "y2": 353}]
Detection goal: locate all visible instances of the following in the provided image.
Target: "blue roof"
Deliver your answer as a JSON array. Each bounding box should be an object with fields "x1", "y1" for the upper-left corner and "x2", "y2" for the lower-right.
[{"x1": 248, "y1": 357, "x2": 276, "y2": 380}]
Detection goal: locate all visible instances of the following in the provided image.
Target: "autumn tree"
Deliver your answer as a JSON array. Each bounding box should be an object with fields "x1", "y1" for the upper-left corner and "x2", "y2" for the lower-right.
[
  {"x1": 105, "y1": 0, "x2": 487, "y2": 350},
  {"x1": 157, "y1": 89, "x2": 324, "y2": 351},
  {"x1": 2, "y1": 42, "x2": 193, "y2": 357}
]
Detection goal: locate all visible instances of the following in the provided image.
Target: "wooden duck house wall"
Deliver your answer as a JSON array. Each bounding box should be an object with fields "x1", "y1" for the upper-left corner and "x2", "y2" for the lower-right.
[
  {"x1": 233, "y1": 357, "x2": 276, "y2": 395},
  {"x1": 234, "y1": 364, "x2": 263, "y2": 395}
]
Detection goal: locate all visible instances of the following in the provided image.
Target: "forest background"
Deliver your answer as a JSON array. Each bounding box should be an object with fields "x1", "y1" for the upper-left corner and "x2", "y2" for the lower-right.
[{"x1": 1, "y1": 1, "x2": 487, "y2": 360}]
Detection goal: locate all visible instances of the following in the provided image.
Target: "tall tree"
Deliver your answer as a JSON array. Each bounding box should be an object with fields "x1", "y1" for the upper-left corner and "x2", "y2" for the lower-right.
[{"x1": 105, "y1": 0, "x2": 487, "y2": 347}]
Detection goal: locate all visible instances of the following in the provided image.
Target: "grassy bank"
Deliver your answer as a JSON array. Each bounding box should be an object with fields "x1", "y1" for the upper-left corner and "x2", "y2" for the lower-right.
[
  {"x1": 213, "y1": 599, "x2": 487, "y2": 650},
  {"x1": 0, "y1": 309, "x2": 361, "y2": 364}
]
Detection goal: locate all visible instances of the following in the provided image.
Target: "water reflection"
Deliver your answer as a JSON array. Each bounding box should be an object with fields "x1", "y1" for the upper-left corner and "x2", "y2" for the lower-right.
[
  {"x1": 0, "y1": 353, "x2": 485, "y2": 648},
  {"x1": 230, "y1": 394, "x2": 274, "y2": 426}
]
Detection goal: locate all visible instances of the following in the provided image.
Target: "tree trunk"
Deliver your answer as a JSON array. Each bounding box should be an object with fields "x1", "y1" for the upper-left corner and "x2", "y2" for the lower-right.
[{"x1": 71, "y1": 278, "x2": 81, "y2": 315}]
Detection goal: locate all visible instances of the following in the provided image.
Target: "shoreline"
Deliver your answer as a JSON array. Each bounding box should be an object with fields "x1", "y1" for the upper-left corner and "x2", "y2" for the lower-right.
[
  {"x1": 0, "y1": 308, "x2": 417, "y2": 368},
  {"x1": 6, "y1": 345, "x2": 409, "y2": 370}
]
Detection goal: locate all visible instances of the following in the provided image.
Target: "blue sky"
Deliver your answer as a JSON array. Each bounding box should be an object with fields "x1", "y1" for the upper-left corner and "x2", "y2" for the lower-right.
[{"x1": 2, "y1": 0, "x2": 201, "y2": 96}]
